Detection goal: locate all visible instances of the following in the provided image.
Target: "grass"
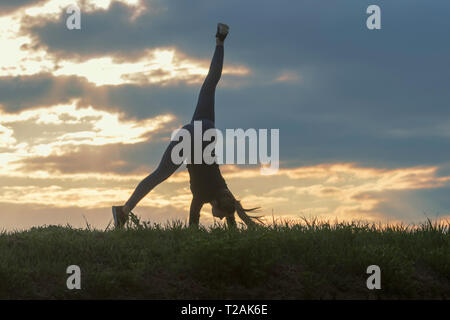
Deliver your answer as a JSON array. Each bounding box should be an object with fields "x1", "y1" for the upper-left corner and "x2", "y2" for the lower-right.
[{"x1": 0, "y1": 216, "x2": 449, "y2": 299}]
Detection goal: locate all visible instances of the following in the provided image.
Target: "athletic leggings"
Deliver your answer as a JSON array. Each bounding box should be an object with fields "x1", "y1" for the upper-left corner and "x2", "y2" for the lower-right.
[{"x1": 124, "y1": 44, "x2": 224, "y2": 210}]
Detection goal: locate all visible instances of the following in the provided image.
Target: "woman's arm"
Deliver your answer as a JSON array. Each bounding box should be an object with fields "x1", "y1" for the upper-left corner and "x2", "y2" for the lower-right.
[{"x1": 189, "y1": 197, "x2": 204, "y2": 226}]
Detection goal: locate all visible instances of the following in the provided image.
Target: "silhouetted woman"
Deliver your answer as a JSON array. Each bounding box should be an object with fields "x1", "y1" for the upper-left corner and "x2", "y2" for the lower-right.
[{"x1": 112, "y1": 23, "x2": 259, "y2": 228}]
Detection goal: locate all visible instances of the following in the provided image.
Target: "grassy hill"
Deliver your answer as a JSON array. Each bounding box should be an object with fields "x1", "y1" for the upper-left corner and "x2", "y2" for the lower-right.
[{"x1": 0, "y1": 218, "x2": 448, "y2": 299}]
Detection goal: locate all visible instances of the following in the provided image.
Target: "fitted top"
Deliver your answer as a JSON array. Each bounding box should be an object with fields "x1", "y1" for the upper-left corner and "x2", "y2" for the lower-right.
[{"x1": 185, "y1": 119, "x2": 227, "y2": 203}]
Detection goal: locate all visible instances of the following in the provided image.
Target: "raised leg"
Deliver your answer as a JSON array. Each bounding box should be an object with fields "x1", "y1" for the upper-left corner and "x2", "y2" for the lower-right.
[{"x1": 191, "y1": 44, "x2": 224, "y2": 124}]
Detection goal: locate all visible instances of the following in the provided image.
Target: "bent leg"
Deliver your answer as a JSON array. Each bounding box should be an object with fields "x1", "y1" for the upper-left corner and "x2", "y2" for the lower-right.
[
  {"x1": 124, "y1": 139, "x2": 182, "y2": 211},
  {"x1": 191, "y1": 44, "x2": 224, "y2": 124},
  {"x1": 189, "y1": 197, "x2": 204, "y2": 226}
]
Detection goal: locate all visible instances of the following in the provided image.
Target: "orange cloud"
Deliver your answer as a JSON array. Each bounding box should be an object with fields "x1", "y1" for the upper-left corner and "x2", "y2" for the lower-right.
[
  {"x1": 0, "y1": 101, "x2": 175, "y2": 180},
  {"x1": 52, "y1": 48, "x2": 250, "y2": 86},
  {"x1": 1, "y1": 161, "x2": 449, "y2": 230}
]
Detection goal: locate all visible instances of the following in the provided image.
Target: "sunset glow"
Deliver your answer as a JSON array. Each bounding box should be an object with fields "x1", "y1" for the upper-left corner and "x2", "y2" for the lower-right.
[{"x1": 1, "y1": 0, "x2": 449, "y2": 231}]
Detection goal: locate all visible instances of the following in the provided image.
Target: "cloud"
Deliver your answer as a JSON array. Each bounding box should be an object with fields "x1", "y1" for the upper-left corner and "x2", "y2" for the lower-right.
[
  {"x1": 169, "y1": 164, "x2": 450, "y2": 223},
  {"x1": 0, "y1": 0, "x2": 47, "y2": 15},
  {"x1": 0, "y1": 202, "x2": 190, "y2": 231},
  {"x1": 0, "y1": 74, "x2": 195, "y2": 119},
  {"x1": 222, "y1": 164, "x2": 450, "y2": 223},
  {"x1": 0, "y1": 101, "x2": 175, "y2": 182},
  {"x1": 23, "y1": 0, "x2": 143, "y2": 19},
  {"x1": 0, "y1": 74, "x2": 93, "y2": 113},
  {"x1": 0, "y1": 124, "x2": 16, "y2": 148},
  {"x1": 1, "y1": 159, "x2": 449, "y2": 229},
  {"x1": 274, "y1": 71, "x2": 301, "y2": 83},
  {"x1": 3, "y1": 0, "x2": 449, "y2": 170},
  {"x1": 0, "y1": 101, "x2": 174, "y2": 148},
  {"x1": 51, "y1": 48, "x2": 249, "y2": 86},
  {"x1": 16, "y1": 144, "x2": 147, "y2": 174},
  {"x1": 0, "y1": 1, "x2": 249, "y2": 87}
]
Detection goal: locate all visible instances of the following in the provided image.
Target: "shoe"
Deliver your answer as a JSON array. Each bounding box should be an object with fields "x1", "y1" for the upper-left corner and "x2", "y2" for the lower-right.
[
  {"x1": 216, "y1": 23, "x2": 229, "y2": 41},
  {"x1": 112, "y1": 205, "x2": 129, "y2": 228}
]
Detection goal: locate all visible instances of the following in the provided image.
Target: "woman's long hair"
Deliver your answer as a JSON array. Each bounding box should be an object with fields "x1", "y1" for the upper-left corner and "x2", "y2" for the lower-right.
[
  {"x1": 217, "y1": 188, "x2": 264, "y2": 227},
  {"x1": 234, "y1": 200, "x2": 264, "y2": 227}
]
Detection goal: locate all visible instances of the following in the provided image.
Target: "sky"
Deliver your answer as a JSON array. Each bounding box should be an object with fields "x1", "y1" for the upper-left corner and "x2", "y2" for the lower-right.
[{"x1": 1, "y1": 0, "x2": 449, "y2": 230}]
